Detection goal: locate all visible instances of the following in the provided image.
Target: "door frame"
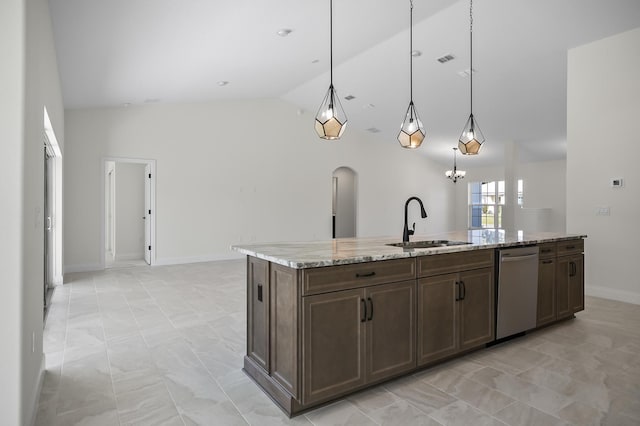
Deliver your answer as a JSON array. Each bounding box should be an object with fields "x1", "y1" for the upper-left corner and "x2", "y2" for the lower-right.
[{"x1": 100, "y1": 157, "x2": 156, "y2": 268}]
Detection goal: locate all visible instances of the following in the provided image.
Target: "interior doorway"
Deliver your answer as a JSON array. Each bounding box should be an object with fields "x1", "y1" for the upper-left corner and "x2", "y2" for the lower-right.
[
  {"x1": 43, "y1": 107, "x2": 63, "y2": 318},
  {"x1": 102, "y1": 158, "x2": 156, "y2": 268},
  {"x1": 332, "y1": 167, "x2": 357, "y2": 238}
]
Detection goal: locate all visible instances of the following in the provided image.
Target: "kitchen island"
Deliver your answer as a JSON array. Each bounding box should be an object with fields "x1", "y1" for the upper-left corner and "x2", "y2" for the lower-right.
[{"x1": 232, "y1": 230, "x2": 586, "y2": 416}]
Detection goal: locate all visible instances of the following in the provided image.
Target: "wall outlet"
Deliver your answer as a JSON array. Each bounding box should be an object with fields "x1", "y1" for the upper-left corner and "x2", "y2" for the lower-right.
[
  {"x1": 596, "y1": 206, "x2": 611, "y2": 216},
  {"x1": 611, "y1": 178, "x2": 624, "y2": 188}
]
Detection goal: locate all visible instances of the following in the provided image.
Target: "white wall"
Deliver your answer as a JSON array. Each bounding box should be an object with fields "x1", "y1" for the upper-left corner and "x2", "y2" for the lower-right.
[
  {"x1": 567, "y1": 27, "x2": 640, "y2": 305},
  {"x1": 0, "y1": 1, "x2": 26, "y2": 424},
  {"x1": 115, "y1": 163, "x2": 145, "y2": 260},
  {"x1": 0, "y1": 0, "x2": 65, "y2": 424},
  {"x1": 64, "y1": 99, "x2": 455, "y2": 269},
  {"x1": 453, "y1": 159, "x2": 567, "y2": 232},
  {"x1": 518, "y1": 160, "x2": 566, "y2": 233}
]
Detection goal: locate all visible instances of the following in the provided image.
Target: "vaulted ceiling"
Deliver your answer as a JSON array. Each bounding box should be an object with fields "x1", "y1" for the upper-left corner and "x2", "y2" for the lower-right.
[{"x1": 49, "y1": 0, "x2": 640, "y2": 166}]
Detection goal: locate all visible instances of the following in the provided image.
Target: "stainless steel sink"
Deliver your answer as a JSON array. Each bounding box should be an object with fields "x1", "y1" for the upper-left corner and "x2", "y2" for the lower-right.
[{"x1": 386, "y1": 240, "x2": 471, "y2": 249}]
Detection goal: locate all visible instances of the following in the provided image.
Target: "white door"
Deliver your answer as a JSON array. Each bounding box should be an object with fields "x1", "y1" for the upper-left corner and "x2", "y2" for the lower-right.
[{"x1": 144, "y1": 164, "x2": 151, "y2": 265}]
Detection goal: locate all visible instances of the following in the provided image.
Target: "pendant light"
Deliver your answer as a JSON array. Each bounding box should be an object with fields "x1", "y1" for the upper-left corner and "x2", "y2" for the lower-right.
[
  {"x1": 397, "y1": 0, "x2": 425, "y2": 149},
  {"x1": 445, "y1": 147, "x2": 466, "y2": 183},
  {"x1": 315, "y1": 0, "x2": 347, "y2": 140},
  {"x1": 458, "y1": 0, "x2": 485, "y2": 155}
]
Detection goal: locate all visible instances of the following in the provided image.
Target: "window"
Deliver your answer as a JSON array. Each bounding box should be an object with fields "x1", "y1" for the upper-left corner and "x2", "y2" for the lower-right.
[
  {"x1": 517, "y1": 179, "x2": 524, "y2": 206},
  {"x1": 468, "y1": 179, "x2": 524, "y2": 228},
  {"x1": 469, "y1": 181, "x2": 505, "y2": 228}
]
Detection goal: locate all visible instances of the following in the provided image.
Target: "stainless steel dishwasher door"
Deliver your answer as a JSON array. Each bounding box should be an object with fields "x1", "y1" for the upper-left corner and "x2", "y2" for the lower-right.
[{"x1": 496, "y1": 246, "x2": 539, "y2": 339}]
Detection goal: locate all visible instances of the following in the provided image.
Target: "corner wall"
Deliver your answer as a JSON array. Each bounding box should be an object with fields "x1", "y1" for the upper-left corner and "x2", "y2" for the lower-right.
[
  {"x1": 567, "y1": 27, "x2": 640, "y2": 304},
  {"x1": 64, "y1": 99, "x2": 455, "y2": 270},
  {"x1": 0, "y1": 1, "x2": 26, "y2": 424},
  {"x1": 0, "y1": 0, "x2": 65, "y2": 424}
]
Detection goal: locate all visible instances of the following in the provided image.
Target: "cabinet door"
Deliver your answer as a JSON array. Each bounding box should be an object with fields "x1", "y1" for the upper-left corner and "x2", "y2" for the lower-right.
[
  {"x1": 247, "y1": 257, "x2": 269, "y2": 372},
  {"x1": 365, "y1": 281, "x2": 416, "y2": 383},
  {"x1": 537, "y1": 258, "x2": 557, "y2": 327},
  {"x1": 302, "y1": 289, "x2": 365, "y2": 405},
  {"x1": 417, "y1": 274, "x2": 457, "y2": 366},
  {"x1": 569, "y1": 255, "x2": 584, "y2": 314},
  {"x1": 459, "y1": 267, "x2": 495, "y2": 351},
  {"x1": 556, "y1": 257, "x2": 572, "y2": 319}
]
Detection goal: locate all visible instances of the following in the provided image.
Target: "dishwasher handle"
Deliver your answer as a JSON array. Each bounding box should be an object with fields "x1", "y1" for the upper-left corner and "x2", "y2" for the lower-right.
[{"x1": 501, "y1": 253, "x2": 538, "y2": 263}]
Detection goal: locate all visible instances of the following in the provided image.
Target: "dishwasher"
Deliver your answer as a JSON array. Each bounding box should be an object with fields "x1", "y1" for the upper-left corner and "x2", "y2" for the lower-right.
[{"x1": 496, "y1": 246, "x2": 539, "y2": 340}]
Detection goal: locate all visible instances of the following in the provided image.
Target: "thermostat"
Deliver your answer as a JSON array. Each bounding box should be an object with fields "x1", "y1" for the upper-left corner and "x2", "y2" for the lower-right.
[{"x1": 611, "y1": 178, "x2": 624, "y2": 188}]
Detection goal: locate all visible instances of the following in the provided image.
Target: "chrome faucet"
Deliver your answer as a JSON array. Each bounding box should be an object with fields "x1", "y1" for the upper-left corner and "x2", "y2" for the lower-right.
[{"x1": 403, "y1": 196, "x2": 428, "y2": 243}]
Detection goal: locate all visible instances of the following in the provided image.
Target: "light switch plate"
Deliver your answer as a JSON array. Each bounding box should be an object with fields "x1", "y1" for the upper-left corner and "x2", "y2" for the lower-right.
[{"x1": 596, "y1": 206, "x2": 610, "y2": 216}]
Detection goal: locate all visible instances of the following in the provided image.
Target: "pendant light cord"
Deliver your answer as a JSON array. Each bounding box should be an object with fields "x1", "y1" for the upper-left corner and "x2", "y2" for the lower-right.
[
  {"x1": 469, "y1": 0, "x2": 473, "y2": 115},
  {"x1": 330, "y1": 0, "x2": 334, "y2": 87},
  {"x1": 410, "y1": 0, "x2": 414, "y2": 103}
]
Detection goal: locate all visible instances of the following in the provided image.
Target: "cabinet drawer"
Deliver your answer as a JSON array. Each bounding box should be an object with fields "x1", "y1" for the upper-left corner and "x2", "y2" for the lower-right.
[
  {"x1": 557, "y1": 239, "x2": 584, "y2": 255},
  {"x1": 417, "y1": 249, "x2": 494, "y2": 278},
  {"x1": 538, "y1": 243, "x2": 557, "y2": 259},
  {"x1": 302, "y1": 258, "x2": 416, "y2": 296}
]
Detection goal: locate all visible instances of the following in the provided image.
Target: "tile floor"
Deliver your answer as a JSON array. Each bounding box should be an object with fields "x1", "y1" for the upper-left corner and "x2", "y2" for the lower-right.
[{"x1": 36, "y1": 260, "x2": 640, "y2": 425}]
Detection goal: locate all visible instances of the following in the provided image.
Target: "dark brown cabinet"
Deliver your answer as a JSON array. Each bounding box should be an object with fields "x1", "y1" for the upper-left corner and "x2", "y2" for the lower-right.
[
  {"x1": 417, "y1": 249, "x2": 494, "y2": 367},
  {"x1": 247, "y1": 256, "x2": 269, "y2": 372},
  {"x1": 537, "y1": 243, "x2": 557, "y2": 327},
  {"x1": 536, "y1": 239, "x2": 584, "y2": 325},
  {"x1": 557, "y1": 254, "x2": 584, "y2": 319},
  {"x1": 302, "y1": 280, "x2": 416, "y2": 405}
]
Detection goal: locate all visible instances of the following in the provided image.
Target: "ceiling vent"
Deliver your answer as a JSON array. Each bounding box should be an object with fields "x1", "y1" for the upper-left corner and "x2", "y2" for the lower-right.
[
  {"x1": 344, "y1": 95, "x2": 356, "y2": 101},
  {"x1": 436, "y1": 54, "x2": 455, "y2": 63},
  {"x1": 366, "y1": 127, "x2": 380, "y2": 133}
]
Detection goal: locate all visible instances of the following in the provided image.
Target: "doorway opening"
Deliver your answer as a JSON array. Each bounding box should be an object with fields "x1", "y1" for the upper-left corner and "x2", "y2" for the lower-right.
[
  {"x1": 102, "y1": 158, "x2": 156, "y2": 268},
  {"x1": 332, "y1": 167, "x2": 357, "y2": 238},
  {"x1": 44, "y1": 107, "x2": 63, "y2": 318}
]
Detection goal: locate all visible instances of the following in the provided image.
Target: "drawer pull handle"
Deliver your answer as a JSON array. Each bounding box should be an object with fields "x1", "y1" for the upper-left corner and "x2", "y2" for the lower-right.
[
  {"x1": 257, "y1": 284, "x2": 263, "y2": 302},
  {"x1": 460, "y1": 281, "x2": 466, "y2": 301},
  {"x1": 566, "y1": 246, "x2": 575, "y2": 249},
  {"x1": 541, "y1": 249, "x2": 552, "y2": 253},
  {"x1": 542, "y1": 260, "x2": 553, "y2": 264},
  {"x1": 361, "y1": 299, "x2": 367, "y2": 322},
  {"x1": 367, "y1": 297, "x2": 373, "y2": 321},
  {"x1": 356, "y1": 272, "x2": 376, "y2": 278}
]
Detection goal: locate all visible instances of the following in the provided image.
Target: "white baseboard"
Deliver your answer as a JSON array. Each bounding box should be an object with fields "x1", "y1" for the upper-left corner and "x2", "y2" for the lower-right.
[
  {"x1": 585, "y1": 285, "x2": 640, "y2": 306},
  {"x1": 64, "y1": 263, "x2": 103, "y2": 274},
  {"x1": 115, "y1": 253, "x2": 144, "y2": 261},
  {"x1": 154, "y1": 252, "x2": 244, "y2": 266},
  {"x1": 28, "y1": 355, "x2": 45, "y2": 426}
]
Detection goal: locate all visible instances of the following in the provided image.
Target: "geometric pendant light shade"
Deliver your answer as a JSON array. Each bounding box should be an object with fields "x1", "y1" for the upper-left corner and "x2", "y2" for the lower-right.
[
  {"x1": 315, "y1": 0, "x2": 347, "y2": 140},
  {"x1": 398, "y1": 0, "x2": 425, "y2": 149},
  {"x1": 458, "y1": 0, "x2": 485, "y2": 155}
]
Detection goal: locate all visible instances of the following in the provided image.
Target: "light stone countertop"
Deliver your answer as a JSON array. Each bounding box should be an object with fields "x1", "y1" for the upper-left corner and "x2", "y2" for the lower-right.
[{"x1": 231, "y1": 230, "x2": 587, "y2": 269}]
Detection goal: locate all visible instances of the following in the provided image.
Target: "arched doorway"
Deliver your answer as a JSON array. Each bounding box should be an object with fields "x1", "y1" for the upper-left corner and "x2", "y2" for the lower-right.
[{"x1": 332, "y1": 167, "x2": 357, "y2": 238}]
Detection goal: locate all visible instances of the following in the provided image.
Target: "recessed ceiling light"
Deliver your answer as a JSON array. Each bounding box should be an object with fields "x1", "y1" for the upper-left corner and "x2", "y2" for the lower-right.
[
  {"x1": 366, "y1": 127, "x2": 380, "y2": 133},
  {"x1": 411, "y1": 50, "x2": 422, "y2": 57},
  {"x1": 217, "y1": 81, "x2": 229, "y2": 86},
  {"x1": 344, "y1": 95, "x2": 356, "y2": 101},
  {"x1": 277, "y1": 29, "x2": 292, "y2": 37},
  {"x1": 311, "y1": 59, "x2": 320, "y2": 64}
]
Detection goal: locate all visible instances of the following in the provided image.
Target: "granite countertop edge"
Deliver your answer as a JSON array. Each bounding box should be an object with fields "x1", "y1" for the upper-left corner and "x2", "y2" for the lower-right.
[{"x1": 232, "y1": 232, "x2": 587, "y2": 269}]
